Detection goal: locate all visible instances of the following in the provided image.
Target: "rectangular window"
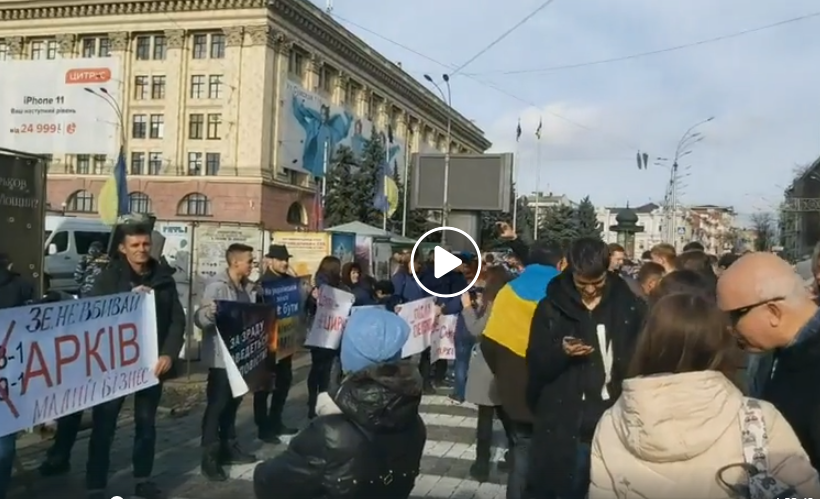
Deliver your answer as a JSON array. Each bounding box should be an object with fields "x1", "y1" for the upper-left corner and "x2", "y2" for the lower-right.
[
  {"x1": 210, "y1": 34, "x2": 225, "y2": 59},
  {"x1": 208, "y1": 75, "x2": 222, "y2": 99},
  {"x1": 98, "y1": 37, "x2": 110, "y2": 57},
  {"x1": 81, "y1": 38, "x2": 95, "y2": 58},
  {"x1": 192, "y1": 34, "x2": 207, "y2": 59},
  {"x1": 0, "y1": 42, "x2": 8, "y2": 61},
  {"x1": 131, "y1": 114, "x2": 147, "y2": 139},
  {"x1": 130, "y1": 152, "x2": 145, "y2": 175},
  {"x1": 46, "y1": 40, "x2": 58, "y2": 59},
  {"x1": 343, "y1": 82, "x2": 354, "y2": 106},
  {"x1": 152, "y1": 35, "x2": 166, "y2": 60},
  {"x1": 76, "y1": 154, "x2": 90, "y2": 174},
  {"x1": 288, "y1": 50, "x2": 303, "y2": 76},
  {"x1": 190, "y1": 75, "x2": 205, "y2": 99},
  {"x1": 135, "y1": 36, "x2": 151, "y2": 60},
  {"x1": 133, "y1": 75, "x2": 149, "y2": 100},
  {"x1": 206, "y1": 114, "x2": 221, "y2": 140},
  {"x1": 149, "y1": 114, "x2": 164, "y2": 139},
  {"x1": 151, "y1": 75, "x2": 165, "y2": 99},
  {"x1": 318, "y1": 66, "x2": 333, "y2": 93},
  {"x1": 148, "y1": 152, "x2": 162, "y2": 175},
  {"x1": 187, "y1": 152, "x2": 202, "y2": 175},
  {"x1": 30, "y1": 41, "x2": 43, "y2": 60},
  {"x1": 205, "y1": 153, "x2": 220, "y2": 176},
  {"x1": 93, "y1": 155, "x2": 107, "y2": 174},
  {"x1": 188, "y1": 114, "x2": 204, "y2": 140}
]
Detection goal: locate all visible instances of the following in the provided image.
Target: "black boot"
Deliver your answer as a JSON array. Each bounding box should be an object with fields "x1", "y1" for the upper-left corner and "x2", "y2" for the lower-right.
[
  {"x1": 258, "y1": 425, "x2": 281, "y2": 445},
  {"x1": 38, "y1": 456, "x2": 71, "y2": 477},
  {"x1": 470, "y1": 405, "x2": 494, "y2": 482},
  {"x1": 201, "y1": 445, "x2": 228, "y2": 481},
  {"x1": 219, "y1": 440, "x2": 257, "y2": 464}
]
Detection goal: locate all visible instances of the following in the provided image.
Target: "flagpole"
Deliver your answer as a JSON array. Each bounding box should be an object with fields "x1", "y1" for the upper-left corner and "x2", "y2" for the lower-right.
[
  {"x1": 320, "y1": 140, "x2": 328, "y2": 230},
  {"x1": 383, "y1": 140, "x2": 389, "y2": 231},
  {"x1": 533, "y1": 117, "x2": 542, "y2": 241},
  {"x1": 512, "y1": 120, "x2": 520, "y2": 233},
  {"x1": 401, "y1": 139, "x2": 410, "y2": 237}
]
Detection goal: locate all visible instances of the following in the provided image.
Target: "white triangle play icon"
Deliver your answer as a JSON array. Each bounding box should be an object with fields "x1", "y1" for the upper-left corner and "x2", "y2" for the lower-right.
[{"x1": 433, "y1": 246, "x2": 462, "y2": 278}]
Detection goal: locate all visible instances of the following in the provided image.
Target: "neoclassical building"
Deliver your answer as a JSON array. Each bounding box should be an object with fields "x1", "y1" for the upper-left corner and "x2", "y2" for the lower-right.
[{"x1": 0, "y1": 0, "x2": 491, "y2": 229}]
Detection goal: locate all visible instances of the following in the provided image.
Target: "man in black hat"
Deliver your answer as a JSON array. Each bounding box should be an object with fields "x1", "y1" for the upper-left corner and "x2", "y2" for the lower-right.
[{"x1": 253, "y1": 244, "x2": 299, "y2": 443}]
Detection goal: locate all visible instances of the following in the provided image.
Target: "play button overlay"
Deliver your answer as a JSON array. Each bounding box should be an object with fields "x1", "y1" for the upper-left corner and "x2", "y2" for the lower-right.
[
  {"x1": 433, "y1": 246, "x2": 462, "y2": 278},
  {"x1": 411, "y1": 226, "x2": 482, "y2": 299}
]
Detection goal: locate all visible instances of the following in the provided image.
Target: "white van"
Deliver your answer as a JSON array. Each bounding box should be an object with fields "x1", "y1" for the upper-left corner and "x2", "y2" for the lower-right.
[{"x1": 44, "y1": 216, "x2": 111, "y2": 292}]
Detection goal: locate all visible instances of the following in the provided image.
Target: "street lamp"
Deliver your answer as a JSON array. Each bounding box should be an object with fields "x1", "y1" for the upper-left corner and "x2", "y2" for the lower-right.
[
  {"x1": 667, "y1": 117, "x2": 713, "y2": 243},
  {"x1": 423, "y1": 73, "x2": 453, "y2": 243},
  {"x1": 84, "y1": 87, "x2": 125, "y2": 151}
]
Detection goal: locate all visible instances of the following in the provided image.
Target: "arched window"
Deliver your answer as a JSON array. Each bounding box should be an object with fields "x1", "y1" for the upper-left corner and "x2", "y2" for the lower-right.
[
  {"x1": 66, "y1": 190, "x2": 95, "y2": 213},
  {"x1": 129, "y1": 192, "x2": 152, "y2": 214},
  {"x1": 177, "y1": 192, "x2": 210, "y2": 216},
  {"x1": 286, "y1": 202, "x2": 307, "y2": 226}
]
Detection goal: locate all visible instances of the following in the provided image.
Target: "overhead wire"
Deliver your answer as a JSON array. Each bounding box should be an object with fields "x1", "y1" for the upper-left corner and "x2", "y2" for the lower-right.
[
  {"x1": 448, "y1": 0, "x2": 557, "y2": 77},
  {"x1": 475, "y1": 10, "x2": 820, "y2": 76},
  {"x1": 331, "y1": 13, "x2": 640, "y2": 151}
]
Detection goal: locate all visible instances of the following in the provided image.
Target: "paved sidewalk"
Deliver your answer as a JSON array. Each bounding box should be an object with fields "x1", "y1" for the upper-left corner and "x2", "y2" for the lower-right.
[{"x1": 11, "y1": 380, "x2": 510, "y2": 498}]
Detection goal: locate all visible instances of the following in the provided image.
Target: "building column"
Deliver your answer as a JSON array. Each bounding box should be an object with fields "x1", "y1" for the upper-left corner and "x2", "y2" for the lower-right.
[
  {"x1": 56, "y1": 34, "x2": 75, "y2": 57},
  {"x1": 230, "y1": 25, "x2": 269, "y2": 178},
  {"x1": 271, "y1": 33, "x2": 293, "y2": 180},
  {"x1": 6, "y1": 37, "x2": 23, "y2": 59},
  {"x1": 360, "y1": 87, "x2": 372, "y2": 120},
  {"x1": 160, "y1": 29, "x2": 184, "y2": 173},
  {"x1": 334, "y1": 71, "x2": 349, "y2": 107},
  {"x1": 305, "y1": 53, "x2": 323, "y2": 93},
  {"x1": 220, "y1": 26, "x2": 245, "y2": 175}
]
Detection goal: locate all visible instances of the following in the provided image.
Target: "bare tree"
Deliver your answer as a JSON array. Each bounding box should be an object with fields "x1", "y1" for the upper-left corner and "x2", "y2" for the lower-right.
[{"x1": 751, "y1": 213, "x2": 776, "y2": 251}]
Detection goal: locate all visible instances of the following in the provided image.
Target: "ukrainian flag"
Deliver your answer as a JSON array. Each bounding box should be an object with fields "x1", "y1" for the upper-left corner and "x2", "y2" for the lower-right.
[
  {"x1": 97, "y1": 147, "x2": 129, "y2": 225},
  {"x1": 483, "y1": 265, "x2": 559, "y2": 357}
]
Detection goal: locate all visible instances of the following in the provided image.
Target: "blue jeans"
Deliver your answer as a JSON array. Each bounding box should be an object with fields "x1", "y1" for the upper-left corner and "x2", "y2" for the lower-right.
[
  {"x1": 452, "y1": 335, "x2": 474, "y2": 401},
  {"x1": 0, "y1": 433, "x2": 16, "y2": 499},
  {"x1": 507, "y1": 422, "x2": 532, "y2": 499},
  {"x1": 566, "y1": 442, "x2": 591, "y2": 499}
]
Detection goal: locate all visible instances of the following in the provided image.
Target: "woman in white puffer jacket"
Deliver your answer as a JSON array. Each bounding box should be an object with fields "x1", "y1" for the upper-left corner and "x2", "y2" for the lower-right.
[{"x1": 590, "y1": 293, "x2": 820, "y2": 499}]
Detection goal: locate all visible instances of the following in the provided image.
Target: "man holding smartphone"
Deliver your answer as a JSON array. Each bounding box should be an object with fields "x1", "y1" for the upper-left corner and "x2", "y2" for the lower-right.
[{"x1": 525, "y1": 237, "x2": 645, "y2": 499}]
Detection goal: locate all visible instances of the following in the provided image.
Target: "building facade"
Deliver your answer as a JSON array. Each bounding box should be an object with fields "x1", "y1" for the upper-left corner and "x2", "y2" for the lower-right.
[
  {"x1": 0, "y1": 0, "x2": 491, "y2": 229},
  {"x1": 597, "y1": 203, "x2": 673, "y2": 254},
  {"x1": 526, "y1": 192, "x2": 575, "y2": 221},
  {"x1": 687, "y1": 205, "x2": 737, "y2": 254}
]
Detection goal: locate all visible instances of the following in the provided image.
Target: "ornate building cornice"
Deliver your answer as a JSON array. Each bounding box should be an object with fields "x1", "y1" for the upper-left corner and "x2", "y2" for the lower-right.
[{"x1": 0, "y1": 0, "x2": 490, "y2": 151}]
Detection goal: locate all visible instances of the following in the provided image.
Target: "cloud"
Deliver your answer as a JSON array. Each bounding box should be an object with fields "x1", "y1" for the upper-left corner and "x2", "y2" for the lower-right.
[{"x1": 319, "y1": 0, "x2": 820, "y2": 211}]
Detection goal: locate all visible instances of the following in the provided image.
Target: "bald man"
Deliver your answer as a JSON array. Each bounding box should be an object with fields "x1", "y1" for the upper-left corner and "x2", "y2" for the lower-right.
[{"x1": 718, "y1": 252, "x2": 820, "y2": 468}]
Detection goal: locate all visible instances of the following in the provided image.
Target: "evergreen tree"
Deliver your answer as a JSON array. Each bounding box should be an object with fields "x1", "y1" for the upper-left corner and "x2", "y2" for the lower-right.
[
  {"x1": 351, "y1": 131, "x2": 386, "y2": 227},
  {"x1": 575, "y1": 196, "x2": 602, "y2": 239},
  {"x1": 386, "y1": 161, "x2": 430, "y2": 238},
  {"x1": 480, "y1": 185, "x2": 534, "y2": 247},
  {"x1": 322, "y1": 146, "x2": 359, "y2": 227},
  {"x1": 539, "y1": 204, "x2": 578, "y2": 245}
]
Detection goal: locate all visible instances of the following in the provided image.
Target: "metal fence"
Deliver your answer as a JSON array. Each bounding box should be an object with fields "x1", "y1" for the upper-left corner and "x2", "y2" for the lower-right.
[{"x1": 155, "y1": 220, "x2": 271, "y2": 363}]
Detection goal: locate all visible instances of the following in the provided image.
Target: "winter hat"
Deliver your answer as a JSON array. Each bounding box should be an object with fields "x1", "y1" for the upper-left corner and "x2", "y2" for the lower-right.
[{"x1": 340, "y1": 308, "x2": 410, "y2": 374}]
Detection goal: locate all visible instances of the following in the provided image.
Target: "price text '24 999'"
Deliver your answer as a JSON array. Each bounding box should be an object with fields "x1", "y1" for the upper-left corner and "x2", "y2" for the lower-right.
[{"x1": 10, "y1": 123, "x2": 77, "y2": 135}]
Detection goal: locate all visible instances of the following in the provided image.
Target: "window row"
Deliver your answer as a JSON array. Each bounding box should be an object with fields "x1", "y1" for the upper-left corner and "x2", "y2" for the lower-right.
[
  {"x1": 190, "y1": 75, "x2": 224, "y2": 99},
  {"x1": 132, "y1": 74, "x2": 224, "y2": 101},
  {"x1": 131, "y1": 114, "x2": 165, "y2": 139},
  {"x1": 129, "y1": 151, "x2": 221, "y2": 176},
  {"x1": 65, "y1": 190, "x2": 211, "y2": 217}
]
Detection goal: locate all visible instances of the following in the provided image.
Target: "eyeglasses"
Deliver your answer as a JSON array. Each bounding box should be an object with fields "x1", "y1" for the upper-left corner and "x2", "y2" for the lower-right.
[{"x1": 726, "y1": 297, "x2": 785, "y2": 325}]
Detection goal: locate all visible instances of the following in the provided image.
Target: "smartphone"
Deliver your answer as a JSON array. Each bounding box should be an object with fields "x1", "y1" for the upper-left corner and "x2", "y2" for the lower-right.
[{"x1": 563, "y1": 336, "x2": 586, "y2": 346}]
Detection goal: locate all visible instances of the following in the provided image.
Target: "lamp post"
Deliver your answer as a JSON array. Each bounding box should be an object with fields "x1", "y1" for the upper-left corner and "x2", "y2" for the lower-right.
[
  {"x1": 668, "y1": 117, "x2": 713, "y2": 244},
  {"x1": 84, "y1": 87, "x2": 125, "y2": 163},
  {"x1": 423, "y1": 73, "x2": 452, "y2": 244}
]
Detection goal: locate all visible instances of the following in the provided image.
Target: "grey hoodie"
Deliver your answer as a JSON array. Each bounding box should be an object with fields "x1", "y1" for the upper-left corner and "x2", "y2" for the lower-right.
[{"x1": 195, "y1": 270, "x2": 257, "y2": 369}]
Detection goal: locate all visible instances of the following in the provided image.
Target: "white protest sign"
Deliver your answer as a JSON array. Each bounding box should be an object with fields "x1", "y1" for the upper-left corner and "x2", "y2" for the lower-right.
[
  {"x1": 304, "y1": 285, "x2": 355, "y2": 350},
  {"x1": 431, "y1": 315, "x2": 458, "y2": 363},
  {"x1": 397, "y1": 297, "x2": 436, "y2": 357},
  {"x1": 0, "y1": 292, "x2": 159, "y2": 437},
  {"x1": 218, "y1": 336, "x2": 249, "y2": 398},
  {"x1": 0, "y1": 58, "x2": 122, "y2": 155}
]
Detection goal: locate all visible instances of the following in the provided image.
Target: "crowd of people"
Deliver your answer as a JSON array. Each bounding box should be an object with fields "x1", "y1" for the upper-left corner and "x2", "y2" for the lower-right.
[{"x1": 5, "y1": 215, "x2": 820, "y2": 499}]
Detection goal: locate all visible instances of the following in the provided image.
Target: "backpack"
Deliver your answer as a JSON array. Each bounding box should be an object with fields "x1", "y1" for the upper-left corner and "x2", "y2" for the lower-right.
[{"x1": 716, "y1": 398, "x2": 796, "y2": 499}]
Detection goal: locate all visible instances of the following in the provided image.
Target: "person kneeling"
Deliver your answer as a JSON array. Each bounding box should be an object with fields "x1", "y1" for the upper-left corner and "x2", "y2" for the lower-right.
[{"x1": 252, "y1": 308, "x2": 426, "y2": 499}]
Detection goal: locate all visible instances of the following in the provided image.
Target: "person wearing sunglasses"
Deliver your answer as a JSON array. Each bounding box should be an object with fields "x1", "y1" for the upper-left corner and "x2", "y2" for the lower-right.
[{"x1": 718, "y1": 252, "x2": 820, "y2": 470}]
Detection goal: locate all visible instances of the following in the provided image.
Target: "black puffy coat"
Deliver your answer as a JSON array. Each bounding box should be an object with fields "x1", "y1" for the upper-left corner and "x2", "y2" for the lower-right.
[{"x1": 253, "y1": 361, "x2": 427, "y2": 499}]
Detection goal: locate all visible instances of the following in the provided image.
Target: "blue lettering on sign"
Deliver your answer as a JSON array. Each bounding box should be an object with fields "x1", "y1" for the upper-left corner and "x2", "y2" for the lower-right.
[{"x1": 162, "y1": 225, "x2": 188, "y2": 234}]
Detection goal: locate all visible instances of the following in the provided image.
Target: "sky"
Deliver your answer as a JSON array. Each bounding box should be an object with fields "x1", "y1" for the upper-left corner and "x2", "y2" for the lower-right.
[{"x1": 310, "y1": 0, "x2": 820, "y2": 218}]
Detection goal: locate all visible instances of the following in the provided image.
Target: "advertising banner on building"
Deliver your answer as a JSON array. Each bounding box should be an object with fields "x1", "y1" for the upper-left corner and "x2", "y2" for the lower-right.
[{"x1": 0, "y1": 58, "x2": 122, "y2": 155}]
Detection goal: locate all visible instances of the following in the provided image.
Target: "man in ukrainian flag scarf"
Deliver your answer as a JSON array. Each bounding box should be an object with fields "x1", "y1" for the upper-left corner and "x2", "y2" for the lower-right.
[{"x1": 481, "y1": 236, "x2": 564, "y2": 499}]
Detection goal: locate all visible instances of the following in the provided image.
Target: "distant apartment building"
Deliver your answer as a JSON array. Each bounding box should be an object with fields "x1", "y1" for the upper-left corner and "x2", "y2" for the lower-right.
[
  {"x1": 525, "y1": 192, "x2": 576, "y2": 219},
  {"x1": 687, "y1": 205, "x2": 737, "y2": 254},
  {"x1": 597, "y1": 203, "x2": 674, "y2": 254}
]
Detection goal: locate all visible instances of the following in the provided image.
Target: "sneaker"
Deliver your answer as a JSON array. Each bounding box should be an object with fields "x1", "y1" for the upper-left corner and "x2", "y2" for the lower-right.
[
  {"x1": 135, "y1": 481, "x2": 163, "y2": 499},
  {"x1": 497, "y1": 450, "x2": 511, "y2": 472},
  {"x1": 201, "y1": 446, "x2": 228, "y2": 482},
  {"x1": 219, "y1": 440, "x2": 257, "y2": 464},
  {"x1": 38, "y1": 458, "x2": 70, "y2": 477}
]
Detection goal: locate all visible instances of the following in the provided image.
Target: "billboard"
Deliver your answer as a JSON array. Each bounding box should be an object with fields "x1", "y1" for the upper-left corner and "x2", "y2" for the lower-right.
[
  {"x1": 0, "y1": 58, "x2": 121, "y2": 155},
  {"x1": 0, "y1": 148, "x2": 46, "y2": 296},
  {"x1": 410, "y1": 153, "x2": 513, "y2": 211}
]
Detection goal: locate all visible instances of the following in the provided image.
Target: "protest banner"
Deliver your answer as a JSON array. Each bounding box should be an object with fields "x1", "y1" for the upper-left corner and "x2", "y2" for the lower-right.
[
  {"x1": 304, "y1": 285, "x2": 355, "y2": 350},
  {"x1": 431, "y1": 315, "x2": 458, "y2": 362},
  {"x1": 397, "y1": 297, "x2": 436, "y2": 357},
  {"x1": 215, "y1": 301, "x2": 273, "y2": 397},
  {"x1": 260, "y1": 276, "x2": 309, "y2": 361},
  {"x1": 0, "y1": 292, "x2": 158, "y2": 438}
]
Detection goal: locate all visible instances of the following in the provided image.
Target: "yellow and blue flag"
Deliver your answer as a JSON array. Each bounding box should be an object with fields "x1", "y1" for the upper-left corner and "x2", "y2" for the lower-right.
[{"x1": 97, "y1": 147, "x2": 129, "y2": 225}]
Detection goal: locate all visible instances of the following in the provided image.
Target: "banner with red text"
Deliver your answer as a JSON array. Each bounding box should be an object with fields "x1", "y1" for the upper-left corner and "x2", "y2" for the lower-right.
[
  {"x1": 0, "y1": 292, "x2": 158, "y2": 437},
  {"x1": 303, "y1": 285, "x2": 355, "y2": 350},
  {"x1": 431, "y1": 315, "x2": 458, "y2": 362},
  {"x1": 397, "y1": 297, "x2": 436, "y2": 357}
]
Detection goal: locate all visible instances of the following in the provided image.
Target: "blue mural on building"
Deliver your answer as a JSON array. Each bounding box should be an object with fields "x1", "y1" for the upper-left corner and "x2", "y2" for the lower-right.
[{"x1": 279, "y1": 81, "x2": 406, "y2": 178}]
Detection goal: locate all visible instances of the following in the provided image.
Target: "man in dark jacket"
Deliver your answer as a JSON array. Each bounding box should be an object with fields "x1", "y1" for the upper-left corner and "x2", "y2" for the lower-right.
[
  {"x1": 83, "y1": 222, "x2": 186, "y2": 499},
  {"x1": 253, "y1": 244, "x2": 299, "y2": 443},
  {"x1": 74, "y1": 240, "x2": 108, "y2": 296},
  {"x1": 525, "y1": 237, "x2": 645, "y2": 499},
  {"x1": 0, "y1": 255, "x2": 35, "y2": 499},
  {"x1": 252, "y1": 308, "x2": 425, "y2": 499}
]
